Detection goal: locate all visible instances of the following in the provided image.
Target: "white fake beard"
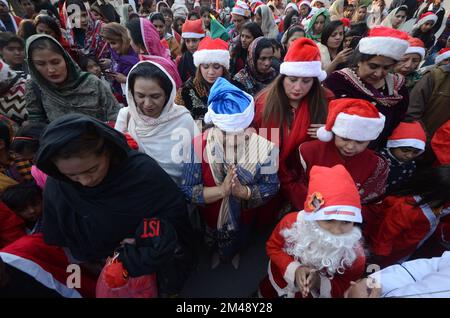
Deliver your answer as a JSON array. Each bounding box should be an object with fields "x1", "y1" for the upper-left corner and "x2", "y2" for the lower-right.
[{"x1": 281, "y1": 212, "x2": 362, "y2": 277}]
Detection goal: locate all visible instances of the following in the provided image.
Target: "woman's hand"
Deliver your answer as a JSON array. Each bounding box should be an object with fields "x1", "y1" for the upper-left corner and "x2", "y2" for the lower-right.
[
  {"x1": 231, "y1": 170, "x2": 250, "y2": 200},
  {"x1": 334, "y1": 48, "x2": 353, "y2": 65},
  {"x1": 111, "y1": 73, "x2": 127, "y2": 84},
  {"x1": 295, "y1": 266, "x2": 319, "y2": 297},
  {"x1": 99, "y1": 58, "x2": 111, "y2": 70},
  {"x1": 307, "y1": 124, "x2": 325, "y2": 139},
  {"x1": 220, "y1": 165, "x2": 235, "y2": 198}
]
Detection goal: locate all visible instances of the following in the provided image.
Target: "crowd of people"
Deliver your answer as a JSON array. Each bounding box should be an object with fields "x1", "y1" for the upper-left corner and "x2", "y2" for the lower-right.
[{"x1": 0, "y1": 0, "x2": 449, "y2": 298}]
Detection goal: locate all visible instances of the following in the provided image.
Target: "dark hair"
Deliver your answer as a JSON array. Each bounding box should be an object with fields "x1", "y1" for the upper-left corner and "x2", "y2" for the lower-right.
[
  {"x1": 242, "y1": 21, "x2": 263, "y2": 37},
  {"x1": 270, "y1": 38, "x2": 282, "y2": 51},
  {"x1": 395, "y1": 5, "x2": 408, "y2": 15},
  {"x1": 17, "y1": 19, "x2": 36, "y2": 41},
  {"x1": 390, "y1": 165, "x2": 450, "y2": 209},
  {"x1": 150, "y1": 12, "x2": 165, "y2": 24},
  {"x1": 262, "y1": 75, "x2": 328, "y2": 128},
  {"x1": 283, "y1": 25, "x2": 305, "y2": 47},
  {"x1": 128, "y1": 62, "x2": 173, "y2": 107},
  {"x1": 254, "y1": 38, "x2": 274, "y2": 65},
  {"x1": 78, "y1": 54, "x2": 99, "y2": 72},
  {"x1": 160, "y1": 7, "x2": 173, "y2": 18},
  {"x1": 129, "y1": 12, "x2": 140, "y2": 21},
  {"x1": 126, "y1": 18, "x2": 145, "y2": 50},
  {"x1": 28, "y1": 37, "x2": 64, "y2": 59},
  {"x1": 0, "y1": 121, "x2": 12, "y2": 150},
  {"x1": 98, "y1": 3, "x2": 121, "y2": 23},
  {"x1": 1, "y1": 183, "x2": 42, "y2": 214},
  {"x1": 284, "y1": 10, "x2": 300, "y2": 32},
  {"x1": 0, "y1": 32, "x2": 25, "y2": 50},
  {"x1": 188, "y1": 11, "x2": 200, "y2": 20},
  {"x1": 350, "y1": 22, "x2": 369, "y2": 37},
  {"x1": 321, "y1": 20, "x2": 344, "y2": 49},
  {"x1": 10, "y1": 123, "x2": 47, "y2": 158},
  {"x1": 51, "y1": 126, "x2": 106, "y2": 161},
  {"x1": 34, "y1": 14, "x2": 62, "y2": 40},
  {"x1": 200, "y1": 6, "x2": 212, "y2": 16}
]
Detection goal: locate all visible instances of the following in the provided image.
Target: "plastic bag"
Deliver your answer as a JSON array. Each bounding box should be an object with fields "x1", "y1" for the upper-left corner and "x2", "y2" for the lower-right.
[{"x1": 96, "y1": 253, "x2": 158, "y2": 298}]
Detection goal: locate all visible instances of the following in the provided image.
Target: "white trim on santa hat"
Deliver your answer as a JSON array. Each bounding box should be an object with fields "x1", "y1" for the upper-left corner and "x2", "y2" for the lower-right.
[
  {"x1": 387, "y1": 138, "x2": 426, "y2": 151},
  {"x1": 310, "y1": 0, "x2": 329, "y2": 7},
  {"x1": 204, "y1": 93, "x2": 255, "y2": 133},
  {"x1": 302, "y1": 205, "x2": 362, "y2": 223},
  {"x1": 435, "y1": 50, "x2": 450, "y2": 64},
  {"x1": 359, "y1": 36, "x2": 409, "y2": 61},
  {"x1": 181, "y1": 31, "x2": 205, "y2": 39},
  {"x1": 193, "y1": 49, "x2": 230, "y2": 69},
  {"x1": 285, "y1": 2, "x2": 299, "y2": 13},
  {"x1": 416, "y1": 13, "x2": 438, "y2": 28},
  {"x1": 0, "y1": 252, "x2": 82, "y2": 298},
  {"x1": 231, "y1": 6, "x2": 251, "y2": 17},
  {"x1": 280, "y1": 61, "x2": 327, "y2": 81},
  {"x1": 298, "y1": 0, "x2": 312, "y2": 8},
  {"x1": 405, "y1": 46, "x2": 426, "y2": 60},
  {"x1": 330, "y1": 112, "x2": 386, "y2": 141}
]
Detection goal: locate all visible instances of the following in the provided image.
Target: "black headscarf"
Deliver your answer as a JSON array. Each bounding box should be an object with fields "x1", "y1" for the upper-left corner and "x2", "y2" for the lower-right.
[{"x1": 35, "y1": 114, "x2": 193, "y2": 271}]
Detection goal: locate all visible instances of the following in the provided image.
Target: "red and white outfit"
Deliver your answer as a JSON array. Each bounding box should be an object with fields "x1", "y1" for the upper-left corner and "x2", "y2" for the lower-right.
[
  {"x1": 281, "y1": 98, "x2": 388, "y2": 209},
  {"x1": 260, "y1": 165, "x2": 366, "y2": 298},
  {"x1": 363, "y1": 196, "x2": 450, "y2": 267},
  {"x1": 435, "y1": 48, "x2": 450, "y2": 65},
  {"x1": 0, "y1": 234, "x2": 97, "y2": 297}
]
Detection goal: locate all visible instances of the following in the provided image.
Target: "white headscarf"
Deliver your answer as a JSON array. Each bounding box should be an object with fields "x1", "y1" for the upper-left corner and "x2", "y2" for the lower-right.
[{"x1": 257, "y1": 4, "x2": 278, "y2": 39}]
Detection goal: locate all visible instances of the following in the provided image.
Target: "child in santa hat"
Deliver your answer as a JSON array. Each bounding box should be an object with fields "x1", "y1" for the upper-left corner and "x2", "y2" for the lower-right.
[
  {"x1": 280, "y1": 98, "x2": 389, "y2": 210},
  {"x1": 259, "y1": 164, "x2": 366, "y2": 298},
  {"x1": 434, "y1": 47, "x2": 450, "y2": 66},
  {"x1": 380, "y1": 121, "x2": 426, "y2": 193},
  {"x1": 363, "y1": 165, "x2": 450, "y2": 268},
  {"x1": 411, "y1": 12, "x2": 438, "y2": 50}
]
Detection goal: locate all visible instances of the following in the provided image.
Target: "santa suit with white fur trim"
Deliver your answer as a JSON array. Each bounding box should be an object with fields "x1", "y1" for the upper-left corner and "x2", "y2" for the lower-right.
[{"x1": 260, "y1": 165, "x2": 366, "y2": 298}]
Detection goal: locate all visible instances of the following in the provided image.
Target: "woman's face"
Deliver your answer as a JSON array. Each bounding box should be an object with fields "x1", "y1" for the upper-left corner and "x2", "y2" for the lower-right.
[
  {"x1": 79, "y1": 11, "x2": 89, "y2": 29},
  {"x1": 287, "y1": 31, "x2": 305, "y2": 49},
  {"x1": 300, "y1": 5, "x2": 310, "y2": 17},
  {"x1": 54, "y1": 151, "x2": 111, "y2": 187},
  {"x1": 174, "y1": 18, "x2": 184, "y2": 34},
  {"x1": 327, "y1": 25, "x2": 344, "y2": 49},
  {"x1": 185, "y1": 38, "x2": 201, "y2": 53},
  {"x1": 356, "y1": 7, "x2": 367, "y2": 21},
  {"x1": 32, "y1": 48, "x2": 68, "y2": 85},
  {"x1": 202, "y1": 11, "x2": 211, "y2": 28},
  {"x1": 105, "y1": 38, "x2": 123, "y2": 54},
  {"x1": 283, "y1": 76, "x2": 314, "y2": 105},
  {"x1": 255, "y1": 12, "x2": 262, "y2": 27},
  {"x1": 357, "y1": 55, "x2": 396, "y2": 86},
  {"x1": 36, "y1": 22, "x2": 57, "y2": 38},
  {"x1": 420, "y1": 21, "x2": 435, "y2": 33},
  {"x1": 231, "y1": 14, "x2": 246, "y2": 32},
  {"x1": 163, "y1": 13, "x2": 173, "y2": 28},
  {"x1": 394, "y1": 53, "x2": 421, "y2": 76},
  {"x1": 343, "y1": 6, "x2": 355, "y2": 19},
  {"x1": 314, "y1": 15, "x2": 326, "y2": 34},
  {"x1": 240, "y1": 29, "x2": 255, "y2": 50},
  {"x1": 343, "y1": 36, "x2": 354, "y2": 49},
  {"x1": 313, "y1": 1, "x2": 324, "y2": 8},
  {"x1": 256, "y1": 47, "x2": 274, "y2": 74},
  {"x1": 21, "y1": 0, "x2": 35, "y2": 15},
  {"x1": 392, "y1": 10, "x2": 407, "y2": 28},
  {"x1": 133, "y1": 77, "x2": 167, "y2": 118},
  {"x1": 200, "y1": 63, "x2": 224, "y2": 84},
  {"x1": 334, "y1": 135, "x2": 370, "y2": 157},
  {"x1": 152, "y1": 19, "x2": 166, "y2": 39}
]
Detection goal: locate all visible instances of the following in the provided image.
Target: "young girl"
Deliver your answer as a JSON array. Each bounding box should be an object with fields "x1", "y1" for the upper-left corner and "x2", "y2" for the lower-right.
[
  {"x1": 411, "y1": 12, "x2": 438, "y2": 50},
  {"x1": 176, "y1": 19, "x2": 205, "y2": 82},
  {"x1": 281, "y1": 98, "x2": 389, "y2": 210},
  {"x1": 150, "y1": 12, "x2": 181, "y2": 59}
]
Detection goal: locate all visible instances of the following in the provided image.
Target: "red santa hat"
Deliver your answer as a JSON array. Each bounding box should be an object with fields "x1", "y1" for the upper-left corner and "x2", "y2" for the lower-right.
[
  {"x1": 435, "y1": 48, "x2": 450, "y2": 64},
  {"x1": 317, "y1": 98, "x2": 385, "y2": 142},
  {"x1": 310, "y1": 0, "x2": 330, "y2": 7},
  {"x1": 387, "y1": 121, "x2": 426, "y2": 151},
  {"x1": 415, "y1": 12, "x2": 438, "y2": 29},
  {"x1": 280, "y1": 38, "x2": 327, "y2": 81},
  {"x1": 405, "y1": 37, "x2": 426, "y2": 60},
  {"x1": 232, "y1": 1, "x2": 251, "y2": 17},
  {"x1": 298, "y1": 0, "x2": 312, "y2": 8},
  {"x1": 181, "y1": 19, "x2": 205, "y2": 39},
  {"x1": 358, "y1": 26, "x2": 409, "y2": 61},
  {"x1": 193, "y1": 36, "x2": 230, "y2": 70},
  {"x1": 251, "y1": 0, "x2": 265, "y2": 13},
  {"x1": 303, "y1": 164, "x2": 362, "y2": 223},
  {"x1": 431, "y1": 120, "x2": 450, "y2": 165}
]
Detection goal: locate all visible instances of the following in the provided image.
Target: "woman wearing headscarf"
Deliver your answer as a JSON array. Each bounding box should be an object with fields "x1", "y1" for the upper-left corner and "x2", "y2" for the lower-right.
[
  {"x1": 25, "y1": 34, "x2": 121, "y2": 124},
  {"x1": 255, "y1": 4, "x2": 279, "y2": 39},
  {"x1": 305, "y1": 8, "x2": 330, "y2": 42},
  {"x1": 126, "y1": 17, "x2": 182, "y2": 88},
  {"x1": 381, "y1": 5, "x2": 408, "y2": 29},
  {"x1": 181, "y1": 77, "x2": 279, "y2": 269},
  {"x1": 114, "y1": 60, "x2": 199, "y2": 185},
  {"x1": 35, "y1": 113, "x2": 194, "y2": 297},
  {"x1": 233, "y1": 37, "x2": 277, "y2": 96},
  {"x1": 0, "y1": 0, "x2": 22, "y2": 33}
]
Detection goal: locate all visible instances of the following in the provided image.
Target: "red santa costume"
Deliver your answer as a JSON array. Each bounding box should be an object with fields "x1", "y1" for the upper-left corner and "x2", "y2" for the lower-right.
[
  {"x1": 280, "y1": 98, "x2": 389, "y2": 210},
  {"x1": 0, "y1": 234, "x2": 97, "y2": 297},
  {"x1": 260, "y1": 164, "x2": 366, "y2": 298},
  {"x1": 364, "y1": 195, "x2": 450, "y2": 267}
]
